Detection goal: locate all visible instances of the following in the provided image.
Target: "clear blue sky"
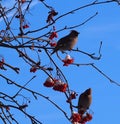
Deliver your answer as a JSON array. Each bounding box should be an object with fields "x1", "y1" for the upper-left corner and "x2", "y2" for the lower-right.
[{"x1": 1, "y1": 0, "x2": 120, "y2": 124}]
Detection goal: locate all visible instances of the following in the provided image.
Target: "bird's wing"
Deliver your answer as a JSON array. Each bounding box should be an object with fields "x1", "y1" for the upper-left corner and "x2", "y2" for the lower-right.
[
  {"x1": 78, "y1": 94, "x2": 92, "y2": 114},
  {"x1": 51, "y1": 36, "x2": 68, "y2": 54},
  {"x1": 78, "y1": 93, "x2": 84, "y2": 108},
  {"x1": 57, "y1": 35, "x2": 69, "y2": 45},
  {"x1": 55, "y1": 36, "x2": 70, "y2": 49}
]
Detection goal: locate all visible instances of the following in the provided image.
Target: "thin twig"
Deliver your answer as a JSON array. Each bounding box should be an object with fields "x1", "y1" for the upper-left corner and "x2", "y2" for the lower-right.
[{"x1": 13, "y1": 75, "x2": 36, "y2": 98}]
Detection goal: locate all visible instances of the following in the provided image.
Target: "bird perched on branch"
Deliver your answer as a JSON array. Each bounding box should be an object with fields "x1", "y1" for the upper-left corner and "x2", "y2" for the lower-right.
[
  {"x1": 51, "y1": 30, "x2": 79, "y2": 55},
  {"x1": 78, "y1": 88, "x2": 92, "y2": 115}
]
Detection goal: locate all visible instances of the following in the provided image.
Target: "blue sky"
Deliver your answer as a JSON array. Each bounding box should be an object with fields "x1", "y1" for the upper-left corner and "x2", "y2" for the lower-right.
[{"x1": 1, "y1": 0, "x2": 120, "y2": 124}]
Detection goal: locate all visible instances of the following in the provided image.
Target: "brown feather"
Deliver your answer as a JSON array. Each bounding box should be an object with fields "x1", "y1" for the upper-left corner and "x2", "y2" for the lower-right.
[
  {"x1": 78, "y1": 88, "x2": 92, "y2": 114},
  {"x1": 51, "y1": 30, "x2": 79, "y2": 54}
]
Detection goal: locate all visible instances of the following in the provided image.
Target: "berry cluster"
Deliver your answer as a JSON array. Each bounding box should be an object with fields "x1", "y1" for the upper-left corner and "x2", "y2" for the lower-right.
[
  {"x1": 43, "y1": 77, "x2": 68, "y2": 92},
  {"x1": 62, "y1": 55, "x2": 74, "y2": 66},
  {"x1": 70, "y1": 112, "x2": 92, "y2": 124}
]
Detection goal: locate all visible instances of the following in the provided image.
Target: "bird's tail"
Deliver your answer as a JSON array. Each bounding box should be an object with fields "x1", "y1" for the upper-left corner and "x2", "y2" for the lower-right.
[{"x1": 78, "y1": 107, "x2": 86, "y2": 115}]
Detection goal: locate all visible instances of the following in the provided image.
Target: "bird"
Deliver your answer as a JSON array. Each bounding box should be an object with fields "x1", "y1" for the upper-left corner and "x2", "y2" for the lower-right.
[
  {"x1": 78, "y1": 88, "x2": 92, "y2": 115},
  {"x1": 51, "y1": 30, "x2": 79, "y2": 55}
]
